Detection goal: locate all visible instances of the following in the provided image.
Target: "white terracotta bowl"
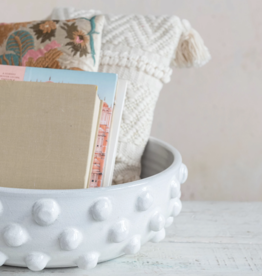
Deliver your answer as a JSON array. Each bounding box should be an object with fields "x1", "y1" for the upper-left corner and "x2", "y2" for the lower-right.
[{"x1": 0, "y1": 137, "x2": 188, "y2": 271}]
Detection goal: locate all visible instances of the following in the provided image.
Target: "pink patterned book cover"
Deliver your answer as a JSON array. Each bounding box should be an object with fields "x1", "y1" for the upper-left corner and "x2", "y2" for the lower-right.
[{"x1": 0, "y1": 65, "x2": 117, "y2": 188}]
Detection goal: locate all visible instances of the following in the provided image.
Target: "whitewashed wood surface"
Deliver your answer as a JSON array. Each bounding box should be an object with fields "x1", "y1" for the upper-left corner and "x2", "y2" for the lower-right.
[{"x1": 1, "y1": 201, "x2": 262, "y2": 275}]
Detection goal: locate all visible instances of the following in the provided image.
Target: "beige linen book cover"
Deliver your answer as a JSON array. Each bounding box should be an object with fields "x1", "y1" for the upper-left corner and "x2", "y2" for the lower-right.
[{"x1": 0, "y1": 81, "x2": 102, "y2": 189}]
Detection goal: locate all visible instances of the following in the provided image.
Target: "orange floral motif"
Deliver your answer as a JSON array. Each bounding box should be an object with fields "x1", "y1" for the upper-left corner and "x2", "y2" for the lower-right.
[
  {"x1": 30, "y1": 20, "x2": 58, "y2": 43},
  {"x1": 73, "y1": 30, "x2": 89, "y2": 47},
  {"x1": 25, "y1": 48, "x2": 63, "y2": 69},
  {"x1": 39, "y1": 21, "x2": 56, "y2": 34},
  {"x1": 61, "y1": 22, "x2": 89, "y2": 57},
  {"x1": 0, "y1": 21, "x2": 31, "y2": 46}
]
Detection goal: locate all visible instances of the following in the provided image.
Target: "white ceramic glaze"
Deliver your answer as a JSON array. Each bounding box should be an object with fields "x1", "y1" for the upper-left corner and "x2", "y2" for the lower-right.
[
  {"x1": 150, "y1": 212, "x2": 165, "y2": 231},
  {"x1": 32, "y1": 199, "x2": 60, "y2": 226},
  {"x1": 91, "y1": 198, "x2": 112, "y2": 221},
  {"x1": 0, "y1": 137, "x2": 187, "y2": 271},
  {"x1": 0, "y1": 252, "x2": 7, "y2": 266},
  {"x1": 151, "y1": 228, "x2": 166, "y2": 243},
  {"x1": 0, "y1": 200, "x2": 3, "y2": 216},
  {"x1": 137, "y1": 191, "x2": 154, "y2": 211},
  {"x1": 77, "y1": 252, "x2": 100, "y2": 270},
  {"x1": 165, "y1": 217, "x2": 174, "y2": 228},
  {"x1": 124, "y1": 235, "x2": 141, "y2": 255},
  {"x1": 110, "y1": 219, "x2": 130, "y2": 243},
  {"x1": 25, "y1": 252, "x2": 50, "y2": 272},
  {"x1": 170, "y1": 179, "x2": 181, "y2": 198},
  {"x1": 3, "y1": 224, "x2": 29, "y2": 247},
  {"x1": 59, "y1": 228, "x2": 82, "y2": 251}
]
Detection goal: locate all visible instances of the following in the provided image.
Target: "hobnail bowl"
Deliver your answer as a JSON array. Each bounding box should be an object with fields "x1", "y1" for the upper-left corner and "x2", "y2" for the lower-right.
[{"x1": 0, "y1": 137, "x2": 188, "y2": 271}]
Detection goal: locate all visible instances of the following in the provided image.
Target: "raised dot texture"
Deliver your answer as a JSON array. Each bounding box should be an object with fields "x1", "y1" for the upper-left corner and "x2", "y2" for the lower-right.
[
  {"x1": 165, "y1": 217, "x2": 174, "y2": 228},
  {"x1": 110, "y1": 219, "x2": 130, "y2": 243},
  {"x1": 179, "y1": 163, "x2": 188, "y2": 184},
  {"x1": 150, "y1": 212, "x2": 165, "y2": 231},
  {"x1": 91, "y1": 198, "x2": 112, "y2": 221},
  {"x1": 0, "y1": 252, "x2": 7, "y2": 266},
  {"x1": 137, "y1": 191, "x2": 153, "y2": 211},
  {"x1": 168, "y1": 200, "x2": 175, "y2": 216},
  {"x1": 125, "y1": 235, "x2": 141, "y2": 255},
  {"x1": 59, "y1": 228, "x2": 82, "y2": 251},
  {"x1": 172, "y1": 199, "x2": 182, "y2": 217},
  {"x1": 170, "y1": 179, "x2": 181, "y2": 198},
  {"x1": 77, "y1": 252, "x2": 99, "y2": 270},
  {"x1": 151, "y1": 228, "x2": 166, "y2": 243},
  {"x1": 25, "y1": 252, "x2": 50, "y2": 271},
  {"x1": 32, "y1": 199, "x2": 60, "y2": 226},
  {"x1": 3, "y1": 224, "x2": 28, "y2": 247}
]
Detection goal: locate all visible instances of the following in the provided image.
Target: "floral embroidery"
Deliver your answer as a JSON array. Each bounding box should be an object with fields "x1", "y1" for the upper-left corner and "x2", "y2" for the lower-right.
[
  {"x1": 0, "y1": 54, "x2": 19, "y2": 65},
  {"x1": 0, "y1": 30, "x2": 34, "y2": 65},
  {"x1": 39, "y1": 21, "x2": 56, "y2": 34},
  {"x1": 22, "y1": 40, "x2": 61, "y2": 66},
  {"x1": 0, "y1": 16, "x2": 103, "y2": 70},
  {"x1": 7, "y1": 31, "x2": 34, "y2": 60},
  {"x1": 30, "y1": 20, "x2": 58, "y2": 43},
  {"x1": 25, "y1": 48, "x2": 63, "y2": 69},
  {"x1": 61, "y1": 22, "x2": 77, "y2": 40},
  {"x1": 0, "y1": 22, "x2": 31, "y2": 46},
  {"x1": 69, "y1": 67, "x2": 84, "y2": 71},
  {"x1": 80, "y1": 16, "x2": 98, "y2": 65},
  {"x1": 61, "y1": 22, "x2": 89, "y2": 57},
  {"x1": 73, "y1": 30, "x2": 89, "y2": 47}
]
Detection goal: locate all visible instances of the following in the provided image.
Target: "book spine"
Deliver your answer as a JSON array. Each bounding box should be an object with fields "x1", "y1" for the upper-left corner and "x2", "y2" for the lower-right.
[{"x1": 89, "y1": 102, "x2": 113, "y2": 188}]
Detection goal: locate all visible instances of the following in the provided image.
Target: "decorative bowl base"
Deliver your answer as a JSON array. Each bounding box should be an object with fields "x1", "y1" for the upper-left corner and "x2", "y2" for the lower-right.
[{"x1": 0, "y1": 137, "x2": 188, "y2": 271}]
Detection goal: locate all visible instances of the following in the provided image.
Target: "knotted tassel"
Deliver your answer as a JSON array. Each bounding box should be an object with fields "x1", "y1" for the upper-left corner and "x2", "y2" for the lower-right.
[{"x1": 173, "y1": 19, "x2": 211, "y2": 68}]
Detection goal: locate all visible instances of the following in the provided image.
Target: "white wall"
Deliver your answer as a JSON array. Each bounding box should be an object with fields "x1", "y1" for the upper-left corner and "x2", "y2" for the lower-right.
[{"x1": 1, "y1": 0, "x2": 261, "y2": 201}]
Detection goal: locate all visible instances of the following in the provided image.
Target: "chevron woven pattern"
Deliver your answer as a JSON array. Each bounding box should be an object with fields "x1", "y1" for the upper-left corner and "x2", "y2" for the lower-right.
[
  {"x1": 98, "y1": 14, "x2": 183, "y2": 184},
  {"x1": 50, "y1": 8, "x2": 210, "y2": 185},
  {"x1": 102, "y1": 14, "x2": 182, "y2": 59}
]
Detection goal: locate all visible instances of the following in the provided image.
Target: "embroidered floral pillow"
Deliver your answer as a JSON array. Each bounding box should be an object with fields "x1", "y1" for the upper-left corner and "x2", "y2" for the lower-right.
[{"x1": 0, "y1": 16, "x2": 104, "y2": 71}]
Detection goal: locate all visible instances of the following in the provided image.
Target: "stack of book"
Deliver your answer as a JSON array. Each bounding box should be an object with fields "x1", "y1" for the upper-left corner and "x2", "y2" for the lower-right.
[{"x1": 0, "y1": 65, "x2": 127, "y2": 189}]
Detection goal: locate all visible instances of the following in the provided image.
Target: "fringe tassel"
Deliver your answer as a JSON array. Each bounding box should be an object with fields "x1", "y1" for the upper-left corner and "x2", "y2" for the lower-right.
[{"x1": 173, "y1": 19, "x2": 211, "y2": 68}]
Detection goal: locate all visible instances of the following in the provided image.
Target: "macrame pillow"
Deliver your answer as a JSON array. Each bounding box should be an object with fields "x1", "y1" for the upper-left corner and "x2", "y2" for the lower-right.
[
  {"x1": 0, "y1": 16, "x2": 104, "y2": 71},
  {"x1": 50, "y1": 8, "x2": 211, "y2": 184}
]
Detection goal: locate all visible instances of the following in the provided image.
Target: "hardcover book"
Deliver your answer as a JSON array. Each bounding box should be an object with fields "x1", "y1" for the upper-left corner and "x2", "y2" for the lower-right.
[
  {"x1": 0, "y1": 65, "x2": 118, "y2": 188},
  {"x1": 102, "y1": 80, "x2": 127, "y2": 186},
  {"x1": 0, "y1": 81, "x2": 102, "y2": 189}
]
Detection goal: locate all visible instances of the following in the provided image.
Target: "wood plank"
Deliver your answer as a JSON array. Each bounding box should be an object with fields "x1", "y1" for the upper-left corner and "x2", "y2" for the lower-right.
[{"x1": 1, "y1": 202, "x2": 261, "y2": 275}]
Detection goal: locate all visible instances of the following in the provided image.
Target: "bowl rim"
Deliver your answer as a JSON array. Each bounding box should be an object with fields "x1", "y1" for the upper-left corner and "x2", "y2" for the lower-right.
[{"x1": 0, "y1": 137, "x2": 182, "y2": 196}]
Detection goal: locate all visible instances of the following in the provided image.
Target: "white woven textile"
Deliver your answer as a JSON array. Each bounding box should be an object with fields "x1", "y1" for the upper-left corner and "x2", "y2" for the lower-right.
[{"x1": 50, "y1": 8, "x2": 211, "y2": 184}]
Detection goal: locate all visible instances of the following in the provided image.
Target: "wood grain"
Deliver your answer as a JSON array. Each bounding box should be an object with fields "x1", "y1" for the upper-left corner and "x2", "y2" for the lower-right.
[{"x1": 1, "y1": 202, "x2": 261, "y2": 275}]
